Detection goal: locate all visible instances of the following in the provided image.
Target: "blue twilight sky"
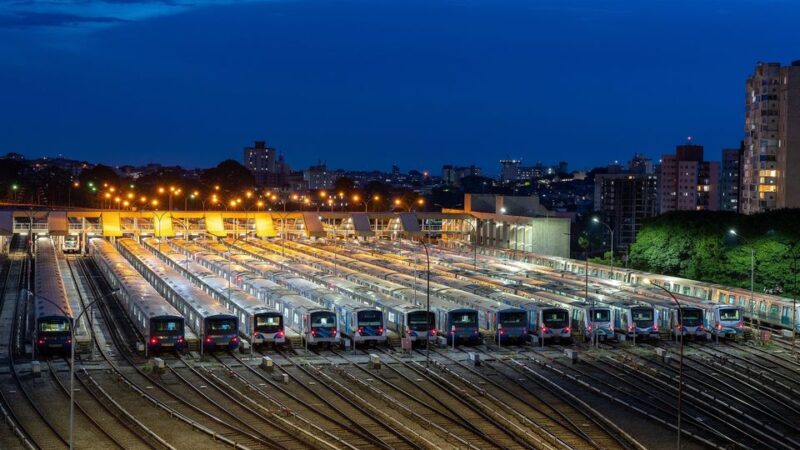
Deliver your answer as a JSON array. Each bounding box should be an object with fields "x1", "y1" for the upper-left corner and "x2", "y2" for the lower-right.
[{"x1": 1, "y1": 0, "x2": 798, "y2": 174}]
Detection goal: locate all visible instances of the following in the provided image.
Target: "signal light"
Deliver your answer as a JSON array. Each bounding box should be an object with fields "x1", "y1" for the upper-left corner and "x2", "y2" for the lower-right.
[{"x1": 150, "y1": 337, "x2": 159, "y2": 345}]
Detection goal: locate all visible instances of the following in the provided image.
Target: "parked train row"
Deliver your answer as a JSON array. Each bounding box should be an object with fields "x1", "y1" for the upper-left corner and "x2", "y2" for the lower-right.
[
  {"x1": 115, "y1": 238, "x2": 241, "y2": 351},
  {"x1": 278, "y1": 238, "x2": 748, "y2": 342},
  {"x1": 89, "y1": 238, "x2": 187, "y2": 352}
]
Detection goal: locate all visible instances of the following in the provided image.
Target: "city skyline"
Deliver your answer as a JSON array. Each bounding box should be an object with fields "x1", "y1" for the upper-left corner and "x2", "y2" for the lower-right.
[{"x1": 2, "y1": 1, "x2": 799, "y2": 171}]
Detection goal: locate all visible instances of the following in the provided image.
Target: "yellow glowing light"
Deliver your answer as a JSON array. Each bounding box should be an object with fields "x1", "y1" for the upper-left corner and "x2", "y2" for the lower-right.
[
  {"x1": 109, "y1": 187, "x2": 116, "y2": 193},
  {"x1": 257, "y1": 201, "x2": 264, "y2": 207},
  {"x1": 214, "y1": 185, "x2": 220, "y2": 190},
  {"x1": 417, "y1": 198, "x2": 424, "y2": 205},
  {"x1": 229, "y1": 200, "x2": 237, "y2": 207},
  {"x1": 127, "y1": 193, "x2": 134, "y2": 199},
  {"x1": 123, "y1": 200, "x2": 129, "y2": 207},
  {"x1": 291, "y1": 194, "x2": 299, "y2": 201},
  {"x1": 373, "y1": 195, "x2": 380, "y2": 201},
  {"x1": 246, "y1": 191, "x2": 252, "y2": 198},
  {"x1": 73, "y1": 182, "x2": 79, "y2": 188},
  {"x1": 158, "y1": 187, "x2": 165, "y2": 194},
  {"x1": 394, "y1": 199, "x2": 401, "y2": 206},
  {"x1": 320, "y1": 191, "x2": 327, "y2": 198},
  {"x1": 304, "y1": 198, "x2": 310, "y2": 204},
  {"x1": 104, "y1": 193, "x2": 111, "y2": 199},
  {"x1": 353, "y1": 195, "x2": 360, "y2": 202},
  {"x1": 193, "y1": 191, "x2": 199, "y2": 196},
  {"x1": 152, "y1": 199, "x2": 159, "y2": 207},
  {"x1": 140, "y1": 196, "x2": 147, "y2": 202}
]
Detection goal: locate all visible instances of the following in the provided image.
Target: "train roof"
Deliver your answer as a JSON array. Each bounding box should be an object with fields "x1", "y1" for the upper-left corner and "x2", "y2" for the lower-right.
[
  {"x1": 119, "y1": 238, "x2": 234, "y2": 319},
  {"x1": 34, "y1": 238, "x2": 73, "y2": 319},
  {"x1": 90, "y1": 238, "x2": 182, "y2": 320}
]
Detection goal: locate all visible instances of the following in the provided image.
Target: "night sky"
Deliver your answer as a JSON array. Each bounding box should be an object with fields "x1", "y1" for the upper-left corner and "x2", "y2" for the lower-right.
[{"x1": 1, "y1": 0, "x2": 798, "y2": 174}]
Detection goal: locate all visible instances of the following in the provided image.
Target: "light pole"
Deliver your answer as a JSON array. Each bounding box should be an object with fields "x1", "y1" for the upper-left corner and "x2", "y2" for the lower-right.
[
  {"x1": 592, "y1": 217, "x2": 615, "y2": 281},
  {"x1": 650, "y1": 282, "x2": 684, "y2": 450},
  {"x1": 777, "y1": 241, "x2": 799, "y2": 353},
  {"x1": 419, "y1": 239, "x2": 431, "y2": 368},
  {"x1": 24, "y1": 288, "x2": 119, "y2": 450},
  {"x1": 729, "y1": 229, "x2": 757, "y2": 336}
]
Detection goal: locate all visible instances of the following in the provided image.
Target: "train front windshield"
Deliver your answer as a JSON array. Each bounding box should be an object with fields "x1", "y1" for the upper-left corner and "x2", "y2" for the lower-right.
[
  {"x1": 408, "y1": 311, "x2": 434, "y2": 331},
  {"x1": 255, "y1": 314, "x2": 282, "y2": 332},
  {"x1": 208, "y1": 319, "x2": 238, "y2": 333},
  {"x1": 497, "y1": 311, "x2": 526, "y2": 326},
  {"x1": 39, "y1": 318, "x2": 70, "y2": 333},
  {"x1": 357, "y1": 310, "x2": 382, "y2": 326},
  {"x1": 543, "y1": 310, "x2": 568, "y2": 328},
  {"x1": 632, "y1": 308, "x2": 654, "y2": 326},
  {"x1": 591, "y1": 309, "x2": 610, "y2": 322},
  {"x1": 719, "y1": 308, "x2": 741, "y2": 321},
  {"x1": 679, "y1": 309, "x2": 703, "y2": 326},
  {"x1": 451, "y1": 312, "x2": 477, "y2": 328},
  {"x1": 152, "y1": 319, "x2": 183, "y2": 333},
  {"x1": 311, "y1": 312, "x2": 336, "y2": 328}
]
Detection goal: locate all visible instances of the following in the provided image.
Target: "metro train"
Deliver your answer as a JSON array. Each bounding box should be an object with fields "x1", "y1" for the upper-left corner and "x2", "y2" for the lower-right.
[
  {"x1": 117, "y1": 238, "x2": 240, "y2": 351},
  {"x1": 609, "y1": 301, "x2": 660, "y2": 340},
  {"x1": 243, "y1": 277, "x2": 340, "y2": 347},
  {"x1": 89, "y1": 238, "x2": 186, "y2": 352},
  {"x1": 144, "y1": 239, "x2": 287, "y2": 347},
  {"x1": 62, "y1": 234, "x2": 81, "y2": 254},
  {"x1": 33, "y1": 237, "x2": 73, "y2": 355},
  {"x1": 321, "y1": 276, "x2": 435, "y2": 343}
]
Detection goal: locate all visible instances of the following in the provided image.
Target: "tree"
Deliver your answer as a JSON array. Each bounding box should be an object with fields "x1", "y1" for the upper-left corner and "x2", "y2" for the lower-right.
[{"x1": 200, "y1": 160, "x2": 254, "y2": 195}]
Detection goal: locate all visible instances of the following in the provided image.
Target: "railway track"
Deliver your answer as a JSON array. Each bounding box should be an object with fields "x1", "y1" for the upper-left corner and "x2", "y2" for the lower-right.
[
  {"x1": 442, "y1": 346, "x2": 632, "y2": 450},
  {"x1": 1, "y1": 250, "x2": 69, "y2": 449},
  {"x1": 68, "y1": 256, "x2": 274, "y2": 449},
  {"x1": 274, "y1": 348, "x2": 423, "y2": 450},
  {"x1": 218, "y1": 352, "x2": 391, "y2": 449}
]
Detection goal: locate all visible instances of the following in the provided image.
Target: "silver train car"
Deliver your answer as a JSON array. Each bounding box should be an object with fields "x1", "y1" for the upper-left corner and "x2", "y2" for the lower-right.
[
  {"x1": 117, "y1": 238, "x2": 240, "y2": 351},
  {"x1": 90, "y1": 238, "x2": 186, "y2": 352},
  {"x1": 243, "y1": 276, "x2": 339, "y2": 346},
  {"x1": 322, "y1": 276, "x2": 435, "y2": 343},
  {"x1": 280, "y1": 277, "x2": 386, "y2": 345},
  {"x1": 33, "y1": 237, "x2": 73, "y2": 354},
  {"x1": 144, "y1": 239, "x2": 287, "y2": 347}
]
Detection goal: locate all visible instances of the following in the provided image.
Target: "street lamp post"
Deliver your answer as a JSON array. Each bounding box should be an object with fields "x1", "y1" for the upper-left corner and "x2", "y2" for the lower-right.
[
  {"x1": 729, "y1": 230, "x2": 758, "y2": 336},
  {"x1": 650, "y1": 282, "x2": 684, "y2": 450},
  {"x1": 25, "y1": 288, "x2": 119, "y2": 450},
  {"x1": 592, "y1": 217, "x2": 615, "y2": 280},
  {"x1": 419, "y1": 239, "x2": 431, "y2": 368}
]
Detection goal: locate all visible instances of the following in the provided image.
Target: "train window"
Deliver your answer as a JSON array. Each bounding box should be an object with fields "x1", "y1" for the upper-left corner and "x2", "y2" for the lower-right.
[
  {"x1": 632, "y1": 309, "x2": 653, "y2": 321},
  {"x1": 719, "y1": 309, "x2": 740, "y2": 320},
  {"x1": 388, "y1": 312, "x2": 396, "y2": 323},
  {"x1": 591, "y1": 309, "x2": 610, "y2": 322},
  {"x1": 39, "y1": 319, "x2": 69, "y2": 332},
  {"x1": 719, "y1": 293, "x2": 726, "y2": 302},
  {"x1": 154, "y1": 320, "x2": 181, "y2": 331},
  {"x1": 783, "y1": 307, "x2": 791, "y2": 318},
  {"x1": 209, "y1": 319, "x2": 237, "y2": 331}
]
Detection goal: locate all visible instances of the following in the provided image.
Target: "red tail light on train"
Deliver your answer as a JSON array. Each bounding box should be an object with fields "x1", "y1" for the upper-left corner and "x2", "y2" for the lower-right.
[
  {"x1": 377, "y1": 326, "x2": 384, "y2": 335},
  {"x1": 150, "y1": 337, "x2": 159, "y2": 345}
]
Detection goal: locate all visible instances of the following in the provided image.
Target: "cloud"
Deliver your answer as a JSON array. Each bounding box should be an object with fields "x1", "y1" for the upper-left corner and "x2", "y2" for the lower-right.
[
  {"x1": 0, "y1": 11, "x2": 127, "y2": 28},
  {"x1": 0, "y1": 0, "x2": 260, "y2": 30}
]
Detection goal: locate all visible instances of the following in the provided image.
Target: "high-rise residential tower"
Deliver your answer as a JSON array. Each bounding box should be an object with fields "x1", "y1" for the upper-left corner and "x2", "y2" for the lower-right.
[
  {"x1": 720, "y1": 146, "x2": 742, "y2": 212},
  {"x1": 657, "y1": 141, "x2": 720, "y2": 213},
  {"x1": 741, "y1": 61, "x2": 800, "y2": 214}
]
